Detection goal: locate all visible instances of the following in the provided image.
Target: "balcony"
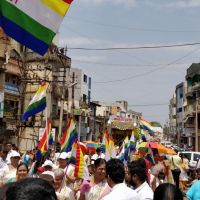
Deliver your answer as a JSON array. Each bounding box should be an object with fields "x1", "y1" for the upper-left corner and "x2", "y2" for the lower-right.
[
  {"x1": 192, "y1": 82, "x2": 200, "y2": 92},
  {"x1": 185, "y1": 104, "x2": 195, "y2": 116}
]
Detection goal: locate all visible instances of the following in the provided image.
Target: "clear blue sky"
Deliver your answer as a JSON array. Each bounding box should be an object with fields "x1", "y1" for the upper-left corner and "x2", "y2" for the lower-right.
[{"x1": 59, "y1": 0, "x2": 200, "y2": 125}]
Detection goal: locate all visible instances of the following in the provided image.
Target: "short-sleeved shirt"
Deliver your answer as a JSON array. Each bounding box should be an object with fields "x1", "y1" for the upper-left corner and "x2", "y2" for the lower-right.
[{"x1": 187, "y1": 180, "x2": 200, "y2": 200}]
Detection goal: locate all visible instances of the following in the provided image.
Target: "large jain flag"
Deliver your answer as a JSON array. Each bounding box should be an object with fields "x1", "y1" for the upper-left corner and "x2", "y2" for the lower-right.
[{"x1": 0, "y1": 0, "x2": 73, "y2": 55}]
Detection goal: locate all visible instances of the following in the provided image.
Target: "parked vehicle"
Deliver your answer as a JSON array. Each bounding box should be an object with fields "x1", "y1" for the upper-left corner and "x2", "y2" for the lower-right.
[
  {"x1": 161, "y1": 141, "x2": 172, "y2": 148},
  {"x1": 178, "y1": 151, "x2": 200, "y2": 168}
]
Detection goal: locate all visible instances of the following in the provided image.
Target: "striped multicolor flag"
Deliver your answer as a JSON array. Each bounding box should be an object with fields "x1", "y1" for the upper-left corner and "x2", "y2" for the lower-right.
[
  {"x1": 47, "y1": 119, "x2": 54, "y2": 148},
  {"x1": 0, "y1": 0, "x2": 74, "y2": 55},
  {"x1": 117, "y1": 144, "x2": 125, "y2": 161},
  {"x1": 109, "y1": 135, "x2": 116, "y2": 159},
  {"x1": 22, "y1": 82, "x2": 47, "y2": 121},
  {"x1": 129, "y1": 130, "x2": 136, "y2": 151},
  {"x1": 60, "y1": 118, "x2": 78, "y2": 152},
  {"x1": 36, "y1": 124, "x2": 49, "y2": 159},
  {"x1": 124, "y1": 135, "x2": 129, "y2": 148},
  {"x1": 74, "y1": 141, "x2": 84, "y2": 179},
  {"x1": 103, "y1": 130, "x2": 110, "y2": 161},
  {"x1": 140, "y1": 118, "x2": 154, "y2": 133}
]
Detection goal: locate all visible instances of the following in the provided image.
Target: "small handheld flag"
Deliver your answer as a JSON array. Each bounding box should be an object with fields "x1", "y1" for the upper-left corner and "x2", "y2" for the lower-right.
[
  {"x1": 22, "y1": 82, "x2": 47, "y2": 121},
  {"x1": 60, "y1": 118, "x2": 78, "y2": 152}
]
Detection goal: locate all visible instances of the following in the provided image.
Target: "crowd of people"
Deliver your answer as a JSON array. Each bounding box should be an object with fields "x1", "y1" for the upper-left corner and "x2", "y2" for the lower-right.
[{"x1": 0, "y1": 142, "x2": 200, "y2": 200}]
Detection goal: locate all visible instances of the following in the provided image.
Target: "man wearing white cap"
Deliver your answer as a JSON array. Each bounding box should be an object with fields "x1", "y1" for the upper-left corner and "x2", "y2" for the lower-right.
[
  {"x1": 5, "y1": 143, "x2": 14, "y2": 164},
  {"x1": 3, "y1": 150, "x2": 20, "y2": 184},
  {"x1": 57, "y1": 152, "x2": 70, "y2": 171},
  {"x1": 42, "y1": 160, "x2": 55, "y2": 171}
]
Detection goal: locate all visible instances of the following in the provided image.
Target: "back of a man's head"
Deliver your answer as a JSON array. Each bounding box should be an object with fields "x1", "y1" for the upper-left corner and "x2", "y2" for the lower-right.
[
  {"x1": 106, "y1": 158, "x2": 125, "y2": 184},
  {"x1": 5, "y1": 178, "x2": 57, "y2": 200},
  {"x1": 128, "y1": 160, "x2": 147, "y2": 184}
]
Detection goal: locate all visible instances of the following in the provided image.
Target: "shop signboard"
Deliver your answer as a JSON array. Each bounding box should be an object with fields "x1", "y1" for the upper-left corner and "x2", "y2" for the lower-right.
[
  {"x1": 4, "y1": 83, "x2": 19, "y2": 96},
  {"x1": 110, "y1": 116, "x2": 134, "y2": 123}
]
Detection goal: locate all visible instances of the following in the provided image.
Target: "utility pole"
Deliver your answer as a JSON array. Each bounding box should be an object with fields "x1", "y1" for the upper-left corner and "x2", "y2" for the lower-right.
[
  {"x1": 195, "y1": 97, "x2": 199, "y2": 151},
  {"x1": 72, "y1": 72, "x2": 75, "y2": 110},
  {"x1": 58, "y1": 60, "x2": 67, "y2": 139},
  {"x1": 71, "y1": 72, "x2": 81, "y2": 141}
]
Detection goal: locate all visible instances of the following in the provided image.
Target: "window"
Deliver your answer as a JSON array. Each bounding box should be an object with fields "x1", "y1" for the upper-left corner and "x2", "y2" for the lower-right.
[
  {"x1": 182, "y1": 153, "x2": 191, "y2": 161},
  {"x1": 194, "y1": 153, "x2": 200, "y2": 162},
  {"x1": 5, "y1": 74, "x2": 9, "y2": 83},
  {"x1": 88, "y1": 77, "x2": 91, "y2": 89},
  {"x1": 83, "y1": 74, "x2": 87, "y2": 83},
  {"x1": 83, "y1": 94, "x2": 87, "y2": 103},
  {"x1": 177, "y1": 107, "x2": 182, "y2": 113},
  {"x1": 88, "y1": 91, "x2": 91, "y2": 103}
]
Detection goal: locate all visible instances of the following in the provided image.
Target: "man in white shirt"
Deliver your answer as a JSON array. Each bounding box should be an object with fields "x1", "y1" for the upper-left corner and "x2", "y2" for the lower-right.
[
  {"x1": 91, "y1": 148, "x2": 105, "y2": 164},
  {"x1": 128, "y1": 160, "x2": 153, "y2": 200},
  {"x1": 102, "y1": 158, "x2": 140, "y2": 200},
  {"x1": 5, "y1": 143, "x2": 14, "y2": 164}
]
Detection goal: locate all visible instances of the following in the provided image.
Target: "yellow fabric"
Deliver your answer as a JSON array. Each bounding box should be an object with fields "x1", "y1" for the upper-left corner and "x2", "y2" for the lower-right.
[{"x1": 41, "y1": 0, "x2": 70, "y2": 16}]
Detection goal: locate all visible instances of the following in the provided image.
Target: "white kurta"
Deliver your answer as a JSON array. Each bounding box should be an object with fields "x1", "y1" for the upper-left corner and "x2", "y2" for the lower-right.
[
  {"x1": 134, "y1": 181, "x2": 153, "y2": 200},
  {"x1": 102, "y1": 183, "x2": 140, "y2": 200}
]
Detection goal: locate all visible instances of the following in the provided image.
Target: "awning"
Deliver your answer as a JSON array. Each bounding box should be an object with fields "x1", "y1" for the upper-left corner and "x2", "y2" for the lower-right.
[{"x1": 111, "y1": 121, "x2": 134, "y2": 130}]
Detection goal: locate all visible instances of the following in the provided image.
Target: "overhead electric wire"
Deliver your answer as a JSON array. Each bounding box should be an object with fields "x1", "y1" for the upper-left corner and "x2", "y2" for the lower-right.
[
  {"x1": 67, "y1": 16, "x2": 200, "y2": 33},
  {"x1": 68, "y1": 42, "x2": 200, "y2": 51},
  {"x1": 128, "y1": 103, "x2": 168, "y2": 107},
  {"x1": 93, "y1": 46, "x2": 200, "y2": 83},
  {"x1": 73, "y1": 59, "x2": 188, "y2": 68},
  {"x1": 66, "y1": 27, "x2": 153, "y2": 65}
]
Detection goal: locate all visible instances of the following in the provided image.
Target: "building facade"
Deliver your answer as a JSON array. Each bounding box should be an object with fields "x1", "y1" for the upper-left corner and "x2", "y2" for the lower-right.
[
  {"x1": 0, "y1": 29, "x2": 23, "y2": 144},
  {"x1": 169, "y1": 94, "x2": 176, "y2": 141},
  {"x1": 175, "y1": 82, "x2": 185, "y2": 147},
  {"x1": 67, "y1": 68, "x2": 92, "y2": 141},
  {"x1": 184, "y1": 64, "x2": 200, "y2": 150}
]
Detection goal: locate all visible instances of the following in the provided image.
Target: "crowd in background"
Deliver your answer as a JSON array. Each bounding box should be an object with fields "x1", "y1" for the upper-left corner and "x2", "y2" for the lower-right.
[{"x1": 0, "y1": 142, "x2": 200, "y2": 200}]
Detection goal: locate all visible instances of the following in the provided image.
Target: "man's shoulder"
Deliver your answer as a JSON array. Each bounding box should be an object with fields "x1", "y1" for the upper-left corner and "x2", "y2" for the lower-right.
[
  {"x1": 103, "y1": 184, "x2": 139, "y2": 200},
  {"x1": 136, "y1": 182, "x2": 153, "y2": 198}
]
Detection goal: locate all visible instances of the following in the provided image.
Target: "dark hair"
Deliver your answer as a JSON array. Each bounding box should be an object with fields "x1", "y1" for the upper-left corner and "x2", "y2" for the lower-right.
[
  {"x1": 96, "y1": 147, "x2": 102, "y2": 153},
  {"x1": 158, "y1": 172, "x2": 165, "y2": 180},
  {"x1": 0, "y1": 183, "x2": 13, "y2": 200},
  {"x1": 154, "y1": 183, "x2": 183, "y2": 200},
  {"x1": 17, "y1": 163, "x2": 29, "y2": 172},
  {"x1": 137, "y1": 158, "x2": 146, "y2": 169},
  {"x1": 94, "y1": 158, "x2": 106, "y2": 169},
  {"x1": 5, "y1": 178, "x2": 57, "y2": 200},
  {"x1": 106, "y1": 158, "x2": 125, "y2": 184},
  {"x1": 196, "y1": 168, "x2": 200, "y2": 173},
  {"x1": 128, "y1": 160, "x2": 147, "y2": 183}
]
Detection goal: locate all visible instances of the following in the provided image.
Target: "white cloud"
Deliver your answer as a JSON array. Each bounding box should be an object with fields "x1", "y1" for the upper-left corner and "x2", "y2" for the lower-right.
[
  {"x1": 79, "y1": 0, "x2": 137, "y2": 7},
  {"x1": 79, "y1": 0, "x2": 200, "y2": 8},
  {"x1": 143, "y1": 0, "x2": 200, "y2": 9},
  {"x1": 59, "y1": 36, "x2": 114, "y2": 47},
  {"x1": 72, "y1": 55, "x2": 107, "y2": 63},
  {"x1": 164, "y1": 0, "x2": 200, "y2": 8}
]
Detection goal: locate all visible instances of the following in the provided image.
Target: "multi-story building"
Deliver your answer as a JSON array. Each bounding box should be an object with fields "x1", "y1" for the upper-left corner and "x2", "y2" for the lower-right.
[
  {"x1": 175, "y1": 82, "x2": 186, "y2": 146},
  {"x1": 185, "y1": 64, "x2": 200, "y2": 150},
  {"x1": 96, "y1": 100, "x2": 142, "y2": 145},
  {"x1": 169, "y1": 94, "x2": 176, "y2": 140},
  {"x1": 18, "y1": 46, "x2": 71, "y2": 151},
  {"x1": 0, "y1": 29, "x2": 22, "y2": 144},
  {"x1": 67, "y1": 68, "x2": 92, "y2": 141}
]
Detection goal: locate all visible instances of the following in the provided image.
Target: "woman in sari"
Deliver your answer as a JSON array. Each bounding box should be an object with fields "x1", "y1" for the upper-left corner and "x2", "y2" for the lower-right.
[{"x1": 79, "y1": 158, "x2": 111, "y2": 200}]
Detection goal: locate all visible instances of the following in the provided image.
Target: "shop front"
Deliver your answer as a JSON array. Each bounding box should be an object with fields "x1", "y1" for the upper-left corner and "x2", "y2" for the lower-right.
[{"x1": 109, "y1": 117, "x2": 135, "y2": 146}]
